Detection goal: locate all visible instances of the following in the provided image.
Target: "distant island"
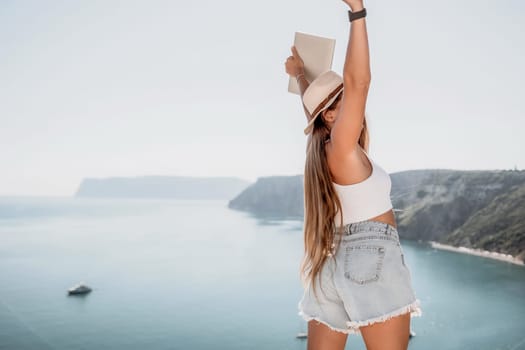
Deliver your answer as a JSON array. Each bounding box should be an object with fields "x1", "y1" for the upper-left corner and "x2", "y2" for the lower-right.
[
  {"x1": 75, "y1": 175, "x2": 252, "y2": 200},
  {"x1": 228, "y1": 169, "x2": 525, "y2": 264}
]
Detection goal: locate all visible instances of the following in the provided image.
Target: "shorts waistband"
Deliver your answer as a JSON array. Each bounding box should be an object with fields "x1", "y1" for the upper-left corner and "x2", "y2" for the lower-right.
[{"x1": 336, "y1": 220, "x2": 398, "y2": 236}]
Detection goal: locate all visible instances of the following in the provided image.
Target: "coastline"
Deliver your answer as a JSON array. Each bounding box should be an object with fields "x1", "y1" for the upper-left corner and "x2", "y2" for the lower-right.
[{"x1": 429, "y1": 241, "x2": 524, "y2": 266}]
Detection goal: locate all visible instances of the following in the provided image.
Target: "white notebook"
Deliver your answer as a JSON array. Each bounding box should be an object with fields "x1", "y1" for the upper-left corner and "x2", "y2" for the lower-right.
[{"x1": 288, "y1": 31, "x2": 336, "y2": 95}]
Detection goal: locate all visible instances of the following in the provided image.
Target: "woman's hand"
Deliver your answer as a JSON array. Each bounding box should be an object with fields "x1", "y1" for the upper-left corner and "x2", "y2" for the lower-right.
[
  {"x1": 341, "y1": 0, "x2": 364, "y2": 11},
  {"x1": 285, "y1": 46, "x2": 305, "y2": 77}
]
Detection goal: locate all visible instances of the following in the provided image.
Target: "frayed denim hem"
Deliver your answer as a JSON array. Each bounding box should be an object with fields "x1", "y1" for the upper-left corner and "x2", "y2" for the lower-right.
[
  {"x1": 346, "y1": 298, "x2": 423, "y2": 332},
  {"x1": 298, "y1": 309, "x2": 360, "y2": 335},
  {"x1": 297, "y1": 300, "x2": 358, "y2": 335}
]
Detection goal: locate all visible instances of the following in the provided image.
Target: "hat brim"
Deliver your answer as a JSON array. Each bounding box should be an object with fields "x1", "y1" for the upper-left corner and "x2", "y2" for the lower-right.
[{"x1": 303, "y1": 88, "x2": 344, "y2": 135}]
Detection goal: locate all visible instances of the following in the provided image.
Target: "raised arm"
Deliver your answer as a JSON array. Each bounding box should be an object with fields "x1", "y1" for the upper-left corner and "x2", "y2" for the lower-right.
[
  {"x1": 285, "y1": 46, "x2": 312, "y2": 122},
  {"x1": 331, "y1": 0, "x2": 371, "y2": 158}
]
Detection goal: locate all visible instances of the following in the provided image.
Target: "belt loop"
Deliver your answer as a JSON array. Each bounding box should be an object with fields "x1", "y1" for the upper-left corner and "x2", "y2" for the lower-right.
[{"x1": 384, "y1": 223, "x2": 388, "y2": 235}]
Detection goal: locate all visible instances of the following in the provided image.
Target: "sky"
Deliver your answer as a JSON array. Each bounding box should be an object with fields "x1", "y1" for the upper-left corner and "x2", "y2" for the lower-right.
[{"x1": 1, "y1": 0, "x2": 524, "y2": 196}]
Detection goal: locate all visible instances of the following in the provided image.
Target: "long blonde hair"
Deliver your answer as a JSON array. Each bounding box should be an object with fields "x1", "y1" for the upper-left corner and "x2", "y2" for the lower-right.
[{"x1": 300, "y1": 93, "x2": 370, "y2": 301}]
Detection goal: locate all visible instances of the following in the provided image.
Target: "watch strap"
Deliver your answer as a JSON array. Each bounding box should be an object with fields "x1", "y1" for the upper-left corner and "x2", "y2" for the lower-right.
[{"x1": 348, "y1": 8, "x2": 367, "y2": 22}]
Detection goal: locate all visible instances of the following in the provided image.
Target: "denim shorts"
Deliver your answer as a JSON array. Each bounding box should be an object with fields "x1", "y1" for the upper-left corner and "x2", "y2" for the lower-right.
[{"x1": 297, "y1": 220, "x2": 423, "y2": 335}]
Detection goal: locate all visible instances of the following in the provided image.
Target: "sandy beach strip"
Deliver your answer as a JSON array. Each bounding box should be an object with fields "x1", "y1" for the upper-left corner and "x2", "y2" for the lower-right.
[{"x1": 429, "y1": 241, "x2": 524, "y2": 266}]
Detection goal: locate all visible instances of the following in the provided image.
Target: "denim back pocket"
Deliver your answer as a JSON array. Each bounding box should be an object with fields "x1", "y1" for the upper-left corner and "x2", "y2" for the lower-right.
[{"x1": 344, "y1": 244, "x2": 386, "y2": 284}]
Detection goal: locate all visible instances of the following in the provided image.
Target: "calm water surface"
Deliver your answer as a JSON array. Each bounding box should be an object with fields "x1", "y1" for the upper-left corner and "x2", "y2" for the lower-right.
[{"x1": 0, "y1": 197, "x2": 524, "y2": 350}]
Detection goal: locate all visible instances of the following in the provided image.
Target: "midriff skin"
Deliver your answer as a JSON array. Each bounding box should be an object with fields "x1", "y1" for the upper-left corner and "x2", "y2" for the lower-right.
[
  {"x1": 326, "y1": 142, "x2": 397, "y2": 229},
  {"x1": 361, "y1": 208, "x2": 397, "y2": 229}
]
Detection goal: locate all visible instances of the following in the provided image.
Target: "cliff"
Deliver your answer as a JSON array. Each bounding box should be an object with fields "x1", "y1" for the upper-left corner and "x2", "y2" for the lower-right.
[
  {"x1": 228, "y1": 169, "x2": 525, "y2": 262},
  {"x1": 228, "y1": 175, "x2": 304, "y2": 219}
]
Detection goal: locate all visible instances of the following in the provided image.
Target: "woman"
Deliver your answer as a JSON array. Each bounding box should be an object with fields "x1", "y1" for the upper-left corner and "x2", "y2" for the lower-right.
[{"x1": 284, "y1": 1, "x2": 422, "y2": 349}]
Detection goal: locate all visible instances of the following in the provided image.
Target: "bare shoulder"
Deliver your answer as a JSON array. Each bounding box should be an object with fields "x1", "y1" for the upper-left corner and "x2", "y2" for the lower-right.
[{"x1": 325, "y1": 142, "x2": 371, "y2": 186}]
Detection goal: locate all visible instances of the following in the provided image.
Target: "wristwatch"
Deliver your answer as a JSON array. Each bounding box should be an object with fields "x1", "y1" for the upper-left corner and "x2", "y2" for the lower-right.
[{"x1": 348, "y1": 8, "x2": 367, "y2": 22}]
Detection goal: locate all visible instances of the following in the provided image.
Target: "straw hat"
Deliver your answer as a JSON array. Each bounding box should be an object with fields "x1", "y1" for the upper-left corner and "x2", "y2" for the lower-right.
[{"x1": 302, "y1": 70, "x2": 344, "y2": 135}]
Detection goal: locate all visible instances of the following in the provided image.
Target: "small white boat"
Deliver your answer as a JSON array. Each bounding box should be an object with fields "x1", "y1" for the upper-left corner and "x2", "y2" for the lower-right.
[
  {"x1": 296, "y1": 332, "x2": 307, "y2": 339},
  {"x1": 68, "y1": 282, "x2": 92, "y2": 295}
]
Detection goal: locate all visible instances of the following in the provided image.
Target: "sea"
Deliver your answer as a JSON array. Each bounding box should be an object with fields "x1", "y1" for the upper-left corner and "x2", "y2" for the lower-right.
[{"x1": 0, "y1": 196, "x2": 524, "y2": 350}]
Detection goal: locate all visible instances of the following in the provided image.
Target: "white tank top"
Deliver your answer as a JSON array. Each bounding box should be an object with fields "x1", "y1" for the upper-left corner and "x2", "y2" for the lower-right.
[{"x1": 332, "y1": 148, "x2": 393, "y2": 226}]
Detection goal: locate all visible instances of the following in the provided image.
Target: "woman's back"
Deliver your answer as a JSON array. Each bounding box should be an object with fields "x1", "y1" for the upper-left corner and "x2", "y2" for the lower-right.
[{"x1": 325, "y1": 142, "x2": 395, "y2": 227}]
